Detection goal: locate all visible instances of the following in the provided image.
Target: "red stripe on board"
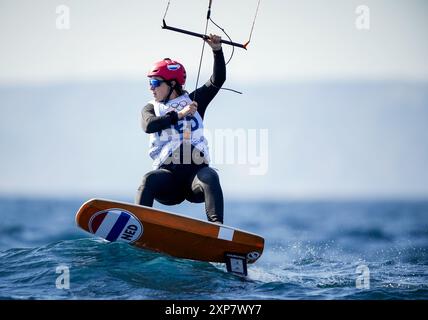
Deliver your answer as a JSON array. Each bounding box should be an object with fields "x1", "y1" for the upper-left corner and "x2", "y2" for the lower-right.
[{"x1": 91, "y1": 212, "x2": 107, "y2": 233}]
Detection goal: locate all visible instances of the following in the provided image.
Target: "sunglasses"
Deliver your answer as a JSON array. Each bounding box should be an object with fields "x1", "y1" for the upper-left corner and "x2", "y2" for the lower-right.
[{"x1": 149, "y1": 78, "x2": 165, "y2": 88}]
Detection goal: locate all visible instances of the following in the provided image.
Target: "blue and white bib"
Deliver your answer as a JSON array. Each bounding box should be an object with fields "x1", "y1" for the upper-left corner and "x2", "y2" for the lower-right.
[{"x1": 147, "y1": 94, "x2": 210, "y2": 169}]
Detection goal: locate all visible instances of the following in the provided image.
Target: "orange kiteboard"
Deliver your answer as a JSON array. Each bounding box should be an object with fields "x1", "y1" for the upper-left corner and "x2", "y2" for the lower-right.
[{"x1": 75, "y1": 198, "x2": 264, "y2": 276}]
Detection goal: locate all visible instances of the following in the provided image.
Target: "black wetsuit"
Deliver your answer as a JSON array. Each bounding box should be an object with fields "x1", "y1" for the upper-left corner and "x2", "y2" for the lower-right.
[{"x1": 135, "y1": 49, "x2": 226, "y2": 223}]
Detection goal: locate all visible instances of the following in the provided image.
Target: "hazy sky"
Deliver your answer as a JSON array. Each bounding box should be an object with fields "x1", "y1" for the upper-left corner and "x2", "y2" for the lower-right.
[
  {"x1": 0, "y1": 0, "x2": 428, "y2": 84},
  {"x1": 1, "y1": 1, "x2": 428, "y2": 200}
]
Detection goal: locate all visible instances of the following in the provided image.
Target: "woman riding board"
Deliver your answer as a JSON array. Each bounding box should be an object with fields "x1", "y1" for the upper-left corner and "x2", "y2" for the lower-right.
[{"x1": 136, "y1": 34, "x2": 225, "y2": 224}]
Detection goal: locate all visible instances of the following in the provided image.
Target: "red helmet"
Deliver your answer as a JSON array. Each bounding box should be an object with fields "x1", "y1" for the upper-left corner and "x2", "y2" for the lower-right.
[{"x1": 147, "y1": 58, "x2": 186, "y2": 86}]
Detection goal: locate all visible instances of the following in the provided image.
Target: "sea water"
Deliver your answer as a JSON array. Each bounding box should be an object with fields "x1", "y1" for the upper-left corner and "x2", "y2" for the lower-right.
[{"x1": 0, "y1": 197, "x2": 427, "y2": 300}]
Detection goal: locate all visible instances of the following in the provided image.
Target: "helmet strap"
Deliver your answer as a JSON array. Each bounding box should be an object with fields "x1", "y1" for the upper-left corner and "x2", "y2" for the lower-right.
[{"x1": 162, "y1": 80, "x2": 178, "y2": 104}]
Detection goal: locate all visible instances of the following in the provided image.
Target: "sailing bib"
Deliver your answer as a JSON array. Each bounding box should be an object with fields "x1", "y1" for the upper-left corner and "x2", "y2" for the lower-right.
[{"x1": 147, "y1": 94, "x2": 210, "y2": 169}]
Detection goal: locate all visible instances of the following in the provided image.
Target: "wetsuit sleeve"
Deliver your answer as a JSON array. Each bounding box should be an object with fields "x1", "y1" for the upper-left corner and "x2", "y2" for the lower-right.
[
  {"x1": 188, "y1": 48, "x2": 226, "y2": 119},
  {"x1": 141, "y1": 103, "x2": 179, "y2": 133}
]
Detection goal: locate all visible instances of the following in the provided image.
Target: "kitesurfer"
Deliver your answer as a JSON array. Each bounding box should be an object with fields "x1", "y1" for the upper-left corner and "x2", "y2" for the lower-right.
[{"x1": 136, "y1": 34, "x2": 225, "y2": 224}]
